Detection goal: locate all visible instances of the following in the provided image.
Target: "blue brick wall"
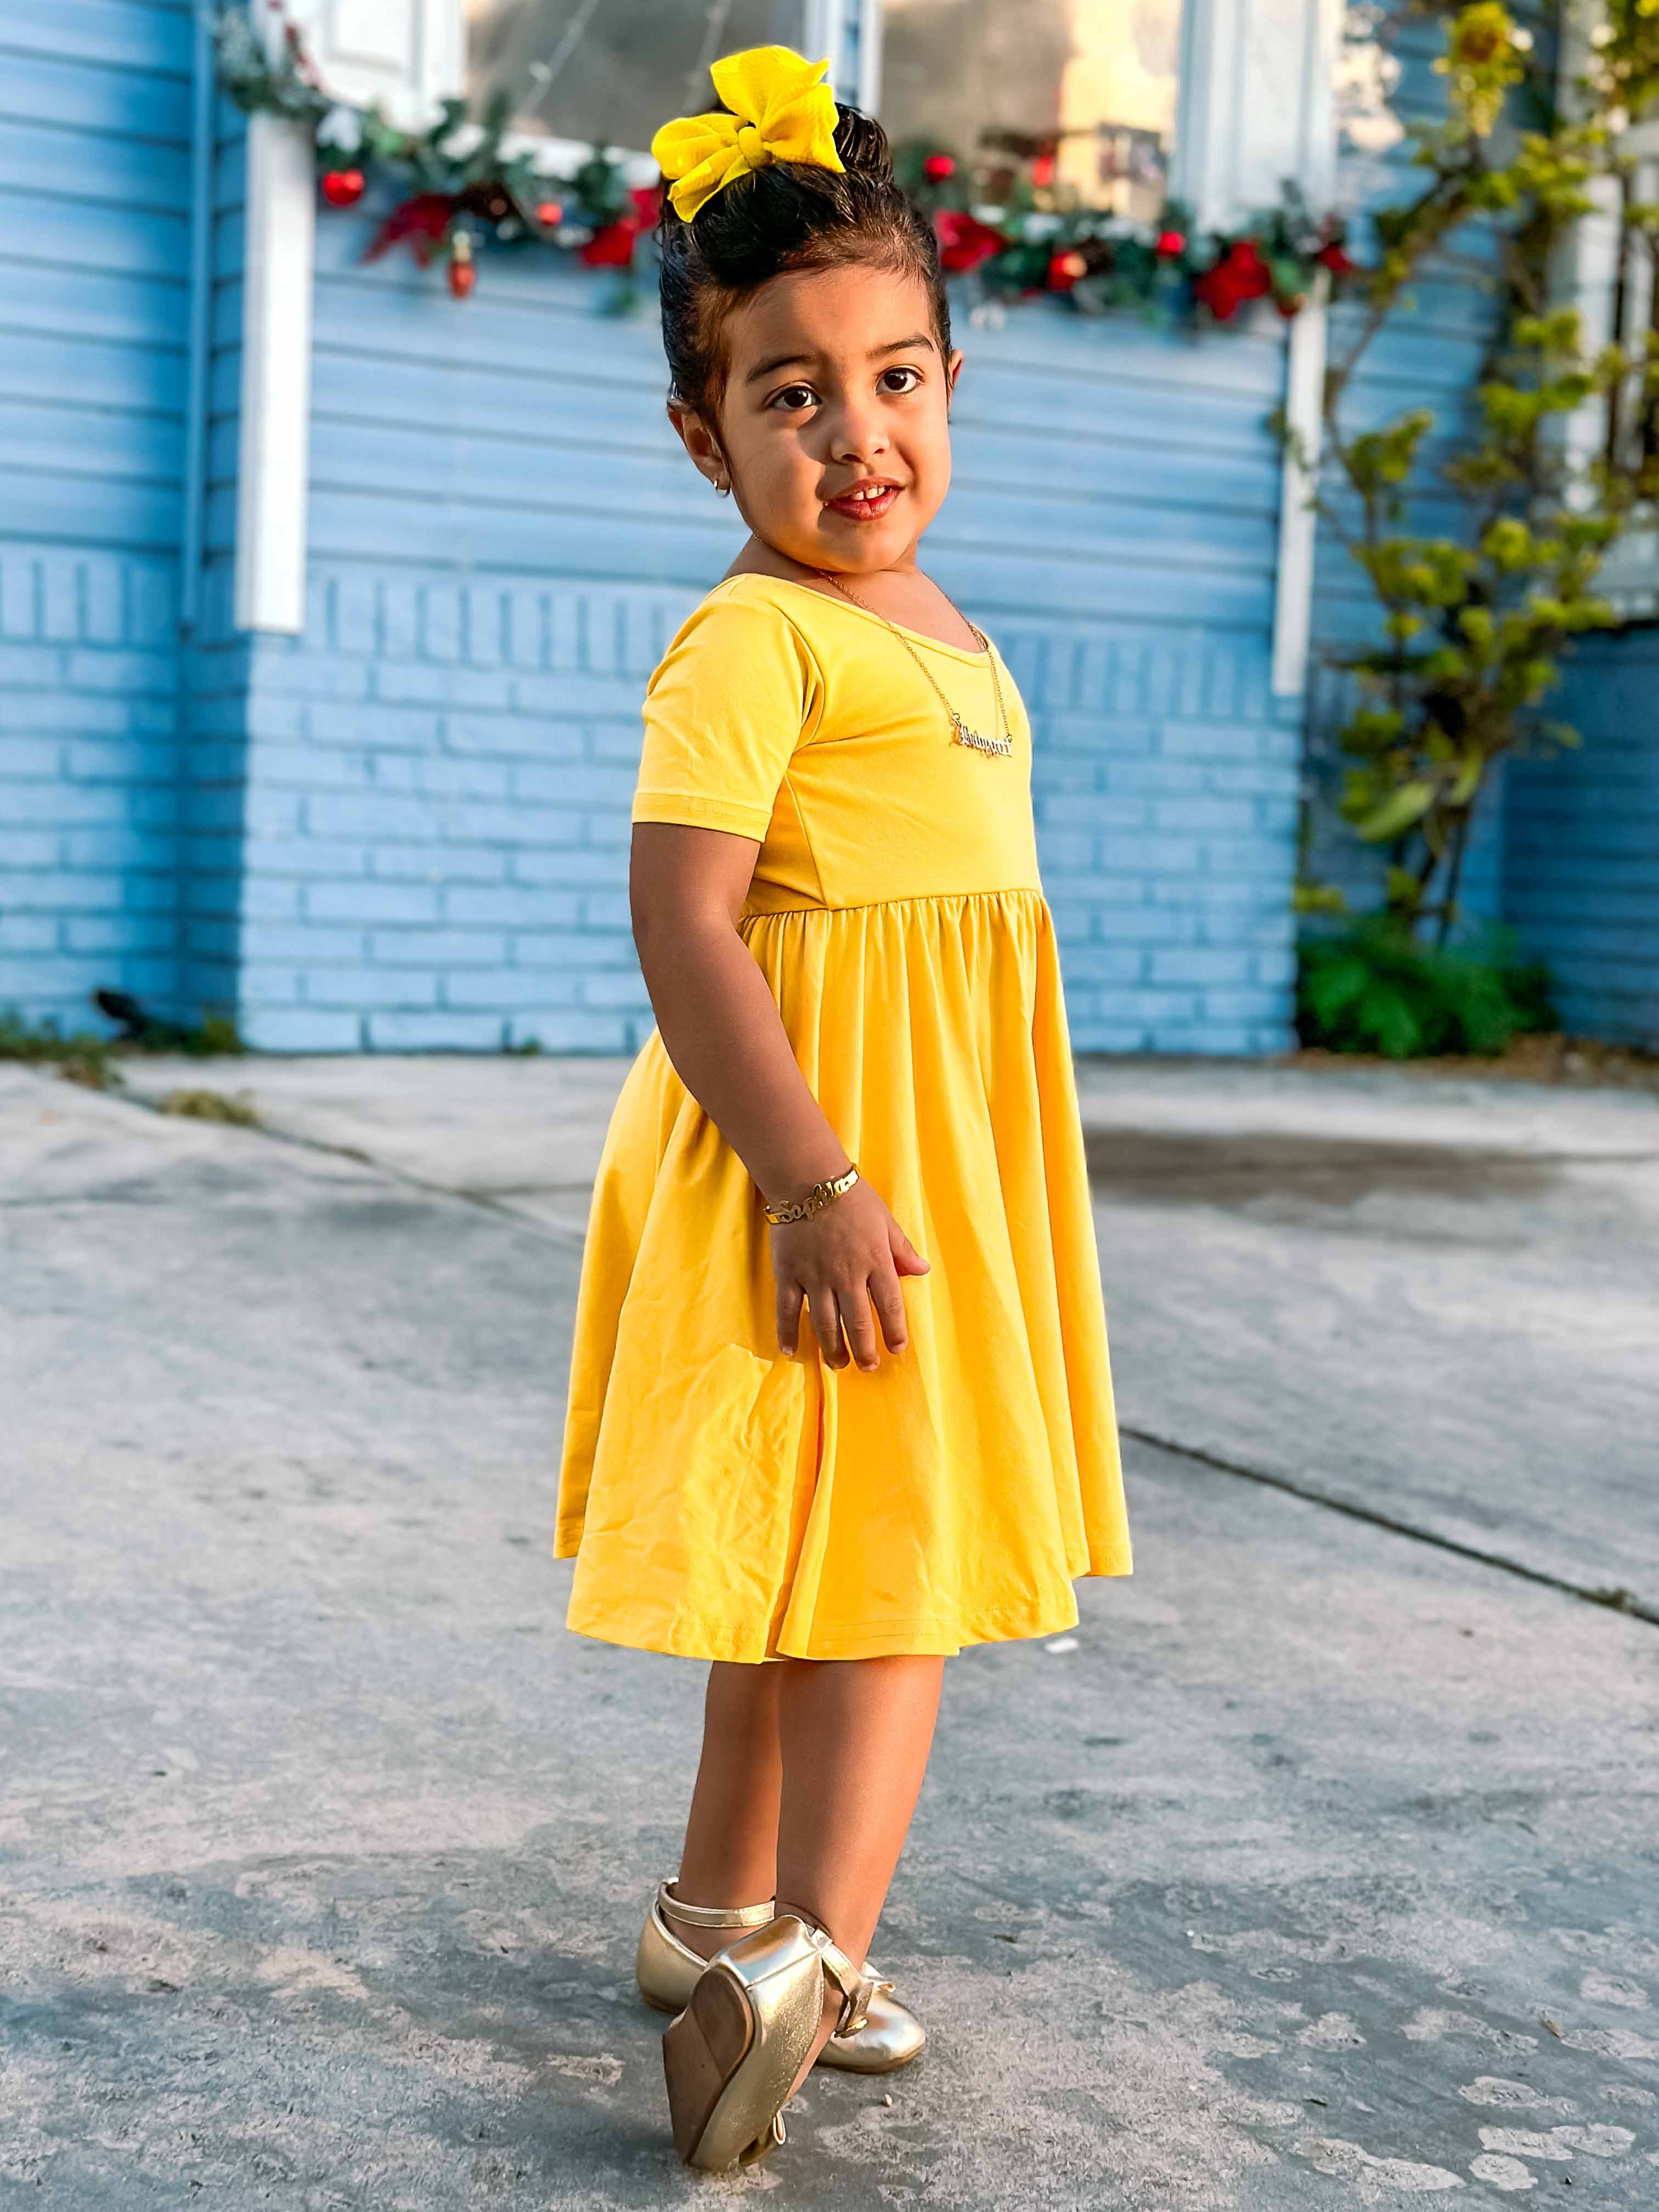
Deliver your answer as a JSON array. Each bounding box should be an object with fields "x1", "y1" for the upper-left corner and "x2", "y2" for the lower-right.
[
  {"x1": 0, "y1": 0, "x2": 196, "y2": 1028},
  {"x1": 0, "y1": 544, "x2": 185, "y2": 1028},
  {"x1": 201, "y1": 559, "x2": 1300, "y2": 1055},
  {"x1": 1504, "y1": 627, "x2": 1659, "y2": 1048}
]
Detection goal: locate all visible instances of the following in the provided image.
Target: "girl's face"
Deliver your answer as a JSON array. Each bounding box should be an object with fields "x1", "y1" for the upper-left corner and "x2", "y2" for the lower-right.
[{"x1": 672, "y1": 261, "x2": 963, "y2": 575}]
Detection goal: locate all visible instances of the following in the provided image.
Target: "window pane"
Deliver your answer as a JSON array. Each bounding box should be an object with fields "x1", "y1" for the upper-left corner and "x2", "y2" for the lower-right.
[
  {"x1": 880, "y1": 0, "x2": 1181, "y2": 224},
  {"x1": 465, "y1": 1, "x2": 808, "y2": 153}
]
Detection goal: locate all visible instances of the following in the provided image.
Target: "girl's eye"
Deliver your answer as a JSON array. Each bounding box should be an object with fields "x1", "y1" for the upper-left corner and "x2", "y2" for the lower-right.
[
  {"x1": 878, "y1": 367, "x2": 922, "y2": 394},
  {"x1": 770, "y1": 383, "x2": 817, "y2": 411}
]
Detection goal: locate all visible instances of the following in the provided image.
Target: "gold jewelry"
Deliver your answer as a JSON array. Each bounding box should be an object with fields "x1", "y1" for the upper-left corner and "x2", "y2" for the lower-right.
[
  {"x1": 814, "y1": 571, "x2": 1014, "y2": 758},
  {"x1": 761, "y1": 1163, "x2": 859, "y2": 1225}
]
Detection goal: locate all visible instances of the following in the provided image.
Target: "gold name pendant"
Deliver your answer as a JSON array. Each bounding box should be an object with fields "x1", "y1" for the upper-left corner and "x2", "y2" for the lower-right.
[
  {"x1": 814, "y1": 569, "x2": 1018, "y2": 759},
  {"x1": 951, "y1": 715, "x2": 1013, "y2": 757}
]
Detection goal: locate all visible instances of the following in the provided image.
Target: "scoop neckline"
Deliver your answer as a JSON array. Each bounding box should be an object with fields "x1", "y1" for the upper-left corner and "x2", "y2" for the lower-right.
[{"x1": 727, "y1": 572, "x2": 995, "y2": 665}]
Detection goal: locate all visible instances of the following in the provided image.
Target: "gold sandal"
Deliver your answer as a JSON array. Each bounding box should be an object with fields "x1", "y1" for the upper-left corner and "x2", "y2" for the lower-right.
[
  {"x1": 637, "y1": 1880, "x2": 926, "y2": 2074},
  {"x1": 661, "y1": 1911, "x2": 892, "y2": 2171}
]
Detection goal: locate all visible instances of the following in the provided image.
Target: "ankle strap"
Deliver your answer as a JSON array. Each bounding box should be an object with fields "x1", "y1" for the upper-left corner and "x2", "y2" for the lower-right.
[
  {"x1": 657, "y1": 1879, "x2": 776, "y2": 1932},
  {"x1": 778, "y1": 1909, "x2": 893, "y2": 2038}
]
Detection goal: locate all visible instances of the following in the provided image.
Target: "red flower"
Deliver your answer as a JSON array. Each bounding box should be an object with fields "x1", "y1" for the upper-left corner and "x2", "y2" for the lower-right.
[
  {"x1": 1316, "y1": 242, "x2": 1356, "y2": 278},
  {"x1": 923, "y1": 152, "x2": 956, "y2": 182},
  {"x1": 1225, "y1": 240, "x2": 1271, "y2": 295},
  {"x1": 934, "y1": 208, "x2": 1007, "y2": 273},
  {"x1": 1154, "y1": 228, "x2": 1186, "y2": 258},
  {"x1": 1195, "y1": 239, "x2": 1271, "y2": 319},
  {"x1": 580, "y1": 220, "x2": 638, "y2": 267},
  {"x1": 320, "y1": 168, "x2": 365, "y2": 210},
  {"x1": 578, "y1": 185, "x2": 662, "y2": 268},
  {"x1": 364, "y1": 191, "x2": 455, "y2": 267},
  {"x1": 1047, "y1": 249, "x2": 1088, "y2": 291}
]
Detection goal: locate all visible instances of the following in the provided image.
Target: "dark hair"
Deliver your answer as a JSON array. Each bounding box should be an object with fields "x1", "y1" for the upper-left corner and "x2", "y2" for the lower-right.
[{"x1": 657, "y1": 106, "x2": 951, "y2": 422}]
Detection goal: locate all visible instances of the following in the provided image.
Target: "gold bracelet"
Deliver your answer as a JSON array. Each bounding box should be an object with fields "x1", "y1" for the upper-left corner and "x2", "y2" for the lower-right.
[{"x1": 761, "y1": 1164, "x2": 860, "y2": 1226}]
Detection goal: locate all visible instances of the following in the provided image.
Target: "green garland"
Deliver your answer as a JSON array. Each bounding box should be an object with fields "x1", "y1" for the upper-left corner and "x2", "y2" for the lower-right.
[
  {"x1": 214, "y1": 3, "x2": 1355, "y2": 319},
  {"x1": 212, "y1": 4, "x2": 650, "y2": 299}
]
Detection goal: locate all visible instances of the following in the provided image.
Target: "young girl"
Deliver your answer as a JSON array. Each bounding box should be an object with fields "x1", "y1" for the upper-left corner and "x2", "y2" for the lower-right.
[{"x1": 554, "y1": 44, "x2": 1132, "y2": 2172}]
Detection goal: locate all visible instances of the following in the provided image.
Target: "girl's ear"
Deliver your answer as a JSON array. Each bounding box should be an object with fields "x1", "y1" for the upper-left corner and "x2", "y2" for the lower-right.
[
  {"x1": 667, "y1": 400, "x2": 731, "y2": 493},
  {"x1": 945, "y1": 348, "x2": 964, "y2": 407}
]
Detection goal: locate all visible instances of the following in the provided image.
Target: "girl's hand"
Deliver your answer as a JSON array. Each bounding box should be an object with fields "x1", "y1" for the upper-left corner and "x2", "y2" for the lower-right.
[{"x1": 772, "y1": 1180, "x2": 929, "y2": 1371}]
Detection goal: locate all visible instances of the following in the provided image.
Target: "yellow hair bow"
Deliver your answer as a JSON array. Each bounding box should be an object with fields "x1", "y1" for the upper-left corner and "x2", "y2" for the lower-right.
[{"x1": 651, "y1": 46, "x2": 845, "y2": 223}]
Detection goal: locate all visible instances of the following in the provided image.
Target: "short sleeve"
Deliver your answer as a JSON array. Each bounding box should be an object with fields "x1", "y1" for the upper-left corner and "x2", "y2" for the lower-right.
[{"x1": 631, "y1": 588, "x2": 823, "y2": 839}]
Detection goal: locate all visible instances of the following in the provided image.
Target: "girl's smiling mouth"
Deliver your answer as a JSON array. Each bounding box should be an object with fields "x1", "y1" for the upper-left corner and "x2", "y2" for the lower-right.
[{"x1": 824, "y1": 479, "x2": 902, "y2": 522}]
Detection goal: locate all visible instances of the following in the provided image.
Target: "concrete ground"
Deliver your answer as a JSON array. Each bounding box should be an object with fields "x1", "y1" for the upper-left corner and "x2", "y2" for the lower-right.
[{"x1": 2, "y1": 1051, "x2": 1656, "y2": 2209}]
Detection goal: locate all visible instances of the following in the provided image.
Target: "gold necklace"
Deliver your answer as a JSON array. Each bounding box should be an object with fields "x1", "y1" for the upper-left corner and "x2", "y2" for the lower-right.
[{"x1": 813, "y1": 571, "x2": 1015, "y2": 758}]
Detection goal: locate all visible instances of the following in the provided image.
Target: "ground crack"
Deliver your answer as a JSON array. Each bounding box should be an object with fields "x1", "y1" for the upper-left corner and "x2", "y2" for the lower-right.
[{"x1": 1122, "y1": 1424, "x2": 1659, "y2": 1627}]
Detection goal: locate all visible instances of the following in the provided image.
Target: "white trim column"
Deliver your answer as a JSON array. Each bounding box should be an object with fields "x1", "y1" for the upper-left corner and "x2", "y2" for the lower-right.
[
  {"x1": 1272, "y1": 268, "x2": 1329, "y2": 697},
  {"x1": 235, "y1": 95, "x2": 314, "y2": 635},
  {"x1": 233, "y1": 2, "x2": 467, "y2": 634}
]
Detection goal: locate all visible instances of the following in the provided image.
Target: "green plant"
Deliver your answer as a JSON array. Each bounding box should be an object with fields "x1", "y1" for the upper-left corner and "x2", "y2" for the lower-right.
[
  {"x1": 157, "y1": 1088, "x2": 259, "y2": 1126},
  {"x1": 1296, "y1": 2, "x2": 1659, "y2": 944},
  {"x1": 1297, "y1": 919, "x2": 1556, "y2": 1058},
  {"x1": 0, "y1": 1009, "x2": 124, "y2": 1089},
  {"x1": 0, "y1": 1000, "x2": 247, "y2": 1088}
]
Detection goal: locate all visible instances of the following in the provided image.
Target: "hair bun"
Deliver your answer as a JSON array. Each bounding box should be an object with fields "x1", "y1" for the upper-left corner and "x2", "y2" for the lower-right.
[{"x1": 831, "y1": 106, "x2": 893, "y2": 180}]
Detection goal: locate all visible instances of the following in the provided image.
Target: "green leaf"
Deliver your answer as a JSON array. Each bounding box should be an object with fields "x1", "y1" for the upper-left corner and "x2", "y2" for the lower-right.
[{"x1": 1353, "y1": 780, "x2": 1437, "y2": 842}]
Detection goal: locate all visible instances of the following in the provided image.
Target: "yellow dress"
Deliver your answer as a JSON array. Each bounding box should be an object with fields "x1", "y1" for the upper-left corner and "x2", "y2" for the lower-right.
[{"x1": 554, "y1": 574, "x2": 1132, "y2": 1662}]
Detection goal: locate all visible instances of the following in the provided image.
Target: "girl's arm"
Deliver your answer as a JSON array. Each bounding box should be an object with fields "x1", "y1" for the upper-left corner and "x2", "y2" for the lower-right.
[{"x1": 630, "y1": 821, "x2": 928, "y2": 1371}]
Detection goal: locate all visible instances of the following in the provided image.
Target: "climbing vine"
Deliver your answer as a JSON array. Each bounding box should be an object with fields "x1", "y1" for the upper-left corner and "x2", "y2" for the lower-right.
[{"x1": 1298, "y1": 1, "x2": 1659, "y2": 944}]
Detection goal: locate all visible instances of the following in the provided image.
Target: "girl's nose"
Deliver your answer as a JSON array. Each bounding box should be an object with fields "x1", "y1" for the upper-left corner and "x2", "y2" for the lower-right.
[{"x1": 828, "y1": 404, "x2": 889, "y2": 464}]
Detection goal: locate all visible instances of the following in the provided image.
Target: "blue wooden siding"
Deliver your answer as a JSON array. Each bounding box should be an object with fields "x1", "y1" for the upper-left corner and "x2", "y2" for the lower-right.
[
  {"x1": 211, "y1": 196, "x2": 1300, "y2": 1052},
  {"x1": 1505, "y1": 628, "x2": 1659, "y2": 1047},
  {"x1": 0, "y1": 0, "x2": 194, "y2": 1026}
]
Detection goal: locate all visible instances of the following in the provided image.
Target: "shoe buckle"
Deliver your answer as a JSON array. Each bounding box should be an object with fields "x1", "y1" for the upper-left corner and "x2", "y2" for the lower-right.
[{"x1": 803, "y1": 1924, "x2": 883, "y2": 2038}]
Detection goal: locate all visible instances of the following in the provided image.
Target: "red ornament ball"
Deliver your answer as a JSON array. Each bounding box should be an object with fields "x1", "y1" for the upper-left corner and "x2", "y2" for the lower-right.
[
  {"x1": 1047, "y1": 249, "x2": 1088, "y2": 291},
  {"x1": 535, "y1": 200, "x2": 564, "y2": 229},
  {"x1": 448, "y1": 251, "x2": 476, "y2": 300},
  {"x1": 923, "y1": 152, "x2": 956, "y2": 182},
  {"x1": 1154, "y1": 228, "x2": 1186, "y2": 258},
  {"x1": 1316, "y1": 241, "x2": 1356, "y2": 278},
  {"x1": 321, "y1": 168, "x2": 366, "y2": 209}
]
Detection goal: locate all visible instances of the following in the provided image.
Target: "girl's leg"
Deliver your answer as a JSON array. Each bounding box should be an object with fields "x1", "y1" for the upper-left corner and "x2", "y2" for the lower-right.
[
  {"x1": 672, "y1": 1661, "x2": 786, "y2": 1959},
  {"x1": 775, "y1": 1654, "x2": 945, "y2": 2074},
  {"x1": 669, "y1": 1652, "x2": 944, "y2": 2012}
]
